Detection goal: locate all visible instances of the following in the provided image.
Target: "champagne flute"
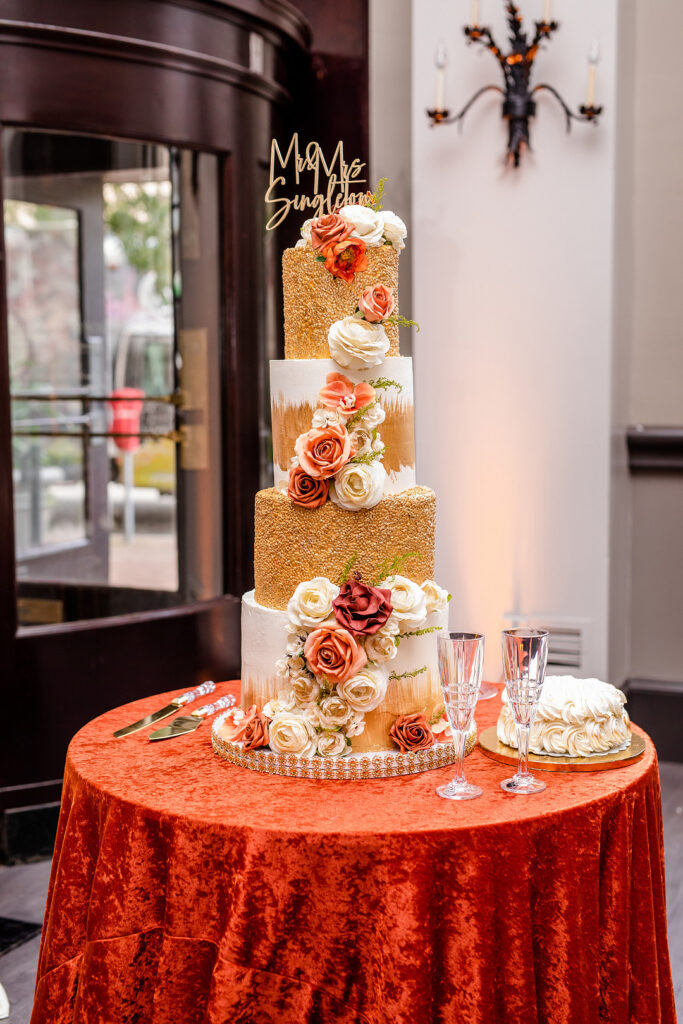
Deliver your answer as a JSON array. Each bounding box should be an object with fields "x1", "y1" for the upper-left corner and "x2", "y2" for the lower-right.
[
  {"x1": 436, "y1": 632, "x2": 484, "y2": 800},
  {"x1": 500, "y1": 628, "x2": 548, "y2": 794}
]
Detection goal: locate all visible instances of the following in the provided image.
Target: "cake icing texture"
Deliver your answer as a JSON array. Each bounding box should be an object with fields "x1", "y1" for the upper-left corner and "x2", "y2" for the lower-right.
[
  {"x1": 236, "y1": 198, "x2": 458, "y2": 765},
  {"x1": 497, "y1": 676, "x2": 631, "y2": 756}
]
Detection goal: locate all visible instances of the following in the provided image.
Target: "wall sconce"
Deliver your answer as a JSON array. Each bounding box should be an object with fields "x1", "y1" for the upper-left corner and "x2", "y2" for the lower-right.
[{"x1": 427, "y1": 1, "x2": 603, "y2": 166}]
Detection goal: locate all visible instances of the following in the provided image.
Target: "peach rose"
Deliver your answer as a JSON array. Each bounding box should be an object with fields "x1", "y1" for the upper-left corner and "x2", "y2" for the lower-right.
[
  {"x1": 323, "y1": 237, "x2": 369, "y2": 283},
  {"x1": 318, "y1": 372, "x2": 375, "y2": 419},
  {"x1": 221, "y1": 705, "x2": 258, "y2": 742},
  {"x1": 288, "y1": 465, "x2": 329, "y2": 508},
  {"x1": 304, "y1": 621, "x2": 367, "y2": 683},
  {"x1": 310, "y1": 213, "x2": 353, "y2": 251},
  {"x1": 243, "y1": 711, "x2": 270, "y2": 751},
  {"x1": 295, "y1": 421, "x2": 352, "y2": 479},
  {"x1": 389, "y1": 713, "x2": 436, "y2": 754},
  {"x1": 358, "y1": 284, "x2": 395, "y2": 323}
]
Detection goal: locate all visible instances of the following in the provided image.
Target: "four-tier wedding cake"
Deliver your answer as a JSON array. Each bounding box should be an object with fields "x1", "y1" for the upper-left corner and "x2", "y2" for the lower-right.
[{"x1": 212, "y1": 197, "x2": 475, "y2": 778}]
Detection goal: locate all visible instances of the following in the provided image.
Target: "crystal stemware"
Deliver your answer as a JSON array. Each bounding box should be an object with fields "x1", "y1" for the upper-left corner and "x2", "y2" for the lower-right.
[
  {"x1": 436, "y1": 632, "x2": 484, "y2": 801},
  {"x1": 500, "y1": 628, "x2": 549, "y2": 795}
]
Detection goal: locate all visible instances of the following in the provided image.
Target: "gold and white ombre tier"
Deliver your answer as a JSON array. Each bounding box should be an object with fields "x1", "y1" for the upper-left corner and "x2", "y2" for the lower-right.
[
  {"x1": 241, "y1": 589, "x2": 448, "y2": 753},
  {"x1": 271, "y1": 357, "x2": 416, "y2": 494}
]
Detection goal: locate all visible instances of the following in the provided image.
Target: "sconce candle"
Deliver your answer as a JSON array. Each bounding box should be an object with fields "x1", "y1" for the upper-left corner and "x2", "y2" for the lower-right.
[
  {"x1": 586, "y1": 38, "x2": 600, "y2": 108},
  {"x1": 435, "y1": 40, "x2": 448, "y2": 111},
  {"x1": 427, "y1": 1, "x2": 603, "y2": 166}
]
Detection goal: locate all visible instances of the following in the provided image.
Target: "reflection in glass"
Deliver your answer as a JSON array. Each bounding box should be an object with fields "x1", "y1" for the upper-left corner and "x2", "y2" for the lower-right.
[{"x1": 2, "y1": 132, "x2": 218, "y2": 623}]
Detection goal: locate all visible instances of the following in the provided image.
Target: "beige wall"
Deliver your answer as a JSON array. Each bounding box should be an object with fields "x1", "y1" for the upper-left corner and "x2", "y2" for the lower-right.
[
  {"x1": 627, "y1": 0, "x2": 683, "y2": 684},
  {"x1": 630, "y1": 1, "x2": 683, "y2": 425}
]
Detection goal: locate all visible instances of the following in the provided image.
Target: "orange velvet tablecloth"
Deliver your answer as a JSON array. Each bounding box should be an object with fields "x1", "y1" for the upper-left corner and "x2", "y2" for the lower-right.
[{"x1": 32, "y1": 681, "x2": 676, "y2": 1024}]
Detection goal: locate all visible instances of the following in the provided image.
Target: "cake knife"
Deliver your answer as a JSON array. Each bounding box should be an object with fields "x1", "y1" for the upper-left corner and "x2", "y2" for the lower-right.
[
  {"x1": 148, "y1": 694, "x2": 236, "y2": 741},
  {"x1": 113, "y1": 681, "x2": 216, "y2": 738}
]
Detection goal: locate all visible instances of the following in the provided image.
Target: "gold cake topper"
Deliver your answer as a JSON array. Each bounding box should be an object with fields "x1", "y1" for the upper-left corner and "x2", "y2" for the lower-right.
[{"x1": 265, "y1": 134, "x2": 368, "y2": 231}]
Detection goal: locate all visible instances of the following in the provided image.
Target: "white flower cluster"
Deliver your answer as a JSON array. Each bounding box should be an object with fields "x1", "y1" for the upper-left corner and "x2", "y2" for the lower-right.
[
  {"x1": 290, "y1": 373, "x2": 388, "y2": 511},
  {"x1": 298, "y1": 204, "x2": 407, "y2": 253},
  {"x1": 328, "y1": 317, "x2": 389, "y2": 370},
  {"x1": 255, "y1": 574, "x2": 449, "y2": 759}
]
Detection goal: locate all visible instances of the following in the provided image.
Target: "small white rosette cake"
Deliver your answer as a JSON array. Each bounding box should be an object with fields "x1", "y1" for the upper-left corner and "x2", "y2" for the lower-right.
[{"x1": 497, "y1": 675, "x2": 631, "y2": 757}]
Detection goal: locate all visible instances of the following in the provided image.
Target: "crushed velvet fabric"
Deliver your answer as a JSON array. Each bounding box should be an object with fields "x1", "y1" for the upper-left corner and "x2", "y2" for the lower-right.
[{"x1": 32, "y1": 681, "x2": 676, "y2": 1024}]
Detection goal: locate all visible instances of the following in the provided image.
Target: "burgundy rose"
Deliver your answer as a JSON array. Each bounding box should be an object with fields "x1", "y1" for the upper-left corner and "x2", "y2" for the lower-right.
[
  {"x1": 243, "y1": 711, "x2": 270, "y2": 751},
  {"x1": 332, "y1": 580, "x2": 393, "y2": 636},
  {"x1": 390, "y1": 713, "x2": 436, "y2": 754}
]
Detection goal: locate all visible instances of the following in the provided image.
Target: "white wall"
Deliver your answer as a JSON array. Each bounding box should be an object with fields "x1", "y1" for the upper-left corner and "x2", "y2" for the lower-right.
[{"x1": 411, "y1": 0, "x2": 620, "y2": 679}]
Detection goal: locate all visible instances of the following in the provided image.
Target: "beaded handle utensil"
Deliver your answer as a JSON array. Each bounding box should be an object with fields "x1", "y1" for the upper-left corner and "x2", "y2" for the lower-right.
[{"x1": 148, "y1": 694, "x2": 237, "y2": 741}]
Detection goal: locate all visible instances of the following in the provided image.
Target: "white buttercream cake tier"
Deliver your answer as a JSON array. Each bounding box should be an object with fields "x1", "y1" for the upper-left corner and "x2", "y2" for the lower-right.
[
  {"x1": 241, "y1": 589, "x2": 449, "y2": 754},
  {"x1": 497, "y1": 675, "x2": 631, "y2": 757}
]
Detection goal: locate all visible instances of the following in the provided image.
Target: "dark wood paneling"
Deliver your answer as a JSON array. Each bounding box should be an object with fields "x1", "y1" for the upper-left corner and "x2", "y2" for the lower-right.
[{"x1": 0, "y1": 0, "x2": 308, "y2": 815}]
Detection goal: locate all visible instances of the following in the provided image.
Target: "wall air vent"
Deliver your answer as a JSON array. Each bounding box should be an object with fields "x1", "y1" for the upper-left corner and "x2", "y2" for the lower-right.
[{"x1": 502, "y1": 615, "x2": 590, "y2": 675}]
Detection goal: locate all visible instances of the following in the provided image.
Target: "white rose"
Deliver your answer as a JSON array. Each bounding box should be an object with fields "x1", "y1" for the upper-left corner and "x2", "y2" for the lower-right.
[
  {"x1": 344, "y1": 710, "x2": 366, "y2": 737},
  {"x1": 317, "y1": 693, "x2": 354, "y2": 729},
  {"x1": 364, "y1": 631, "x2": 398, "y2": 663},
  {"x1": 421, "y1": 579, "x2": 449, "y2": 614},
  {"x1": 263, "y1": 691, "x2": 296, "y2": 717},
  {"x1": 379, "y1": 210, "x2": 407, "y2": 251},
  {"x1": 337, "y1": 666, "x2": 388, "y2": 713},
  {"x1": 268, "y1": 710, "x2": 317, "y2": 756},
  {"x1": 328, "y1": 316, "x2": 390, "y2": 370},
  {"x1": 349, "y1": 426, "x2": 384, "y2": 458},
  {"x1": 290, "y1": 674, "x2": 321, "y2": 707},
  {"x1": 287, "y1": 577, "x2": 340, "y2": 629},
  {"x1": 312, "y1": 407, "x2": 344, "y2": 428},
  {"x1": 338, "y1": 204, "x2": 384, "y2": 246},
  {"x1": 286, "y1": 627, "x2": 307, "y2": 656},
  {"x1": 378, "y1": 575, "x2": 428, "y2": 630},
  {"x1": 317, "y1": 731, "x2": 350, "y2": 758},
  {"x1": 357, "y1": 402, "x2": 385, "y2": 431},
  {"x1": 376, "y1": 615, "x2": 400, "y2": 638},
  {"x1": 330, "y1": 461, "x2": 386, "y2": 511},
  {"x1": 300, "y1": 217, "x2": 314, "y2": 243}
]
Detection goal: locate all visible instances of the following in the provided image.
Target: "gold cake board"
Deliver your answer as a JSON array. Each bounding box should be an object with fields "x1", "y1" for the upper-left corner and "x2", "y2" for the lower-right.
[
  {"x1": 212, "y1": 712, "x2": 477, "y2": 780},
  {"x1": 478, "y1": 726, "x2": 646, "y2": 773}
]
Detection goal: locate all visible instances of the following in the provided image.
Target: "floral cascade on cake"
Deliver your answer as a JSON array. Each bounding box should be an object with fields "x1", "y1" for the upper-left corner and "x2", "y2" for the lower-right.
[
  {"x1": 497, "y1": 676, "x2": 631, "y2": 757},
  {"x1": 219, "y1": 184, "x2": 472, "y2": 776}
]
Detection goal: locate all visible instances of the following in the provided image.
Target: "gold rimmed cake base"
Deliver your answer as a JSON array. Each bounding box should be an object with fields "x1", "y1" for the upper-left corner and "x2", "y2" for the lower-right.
[
  {"x1": 211, "y1": 713, "x2": 477, "y2": 780},
  {"x1": 478, "y1": 726, "x2": 646, "y2": 773}
]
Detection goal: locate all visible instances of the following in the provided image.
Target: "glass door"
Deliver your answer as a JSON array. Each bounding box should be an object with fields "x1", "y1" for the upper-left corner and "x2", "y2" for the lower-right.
[{"x1": 2, "y1": 129, "x2": 224, "y2": 626}]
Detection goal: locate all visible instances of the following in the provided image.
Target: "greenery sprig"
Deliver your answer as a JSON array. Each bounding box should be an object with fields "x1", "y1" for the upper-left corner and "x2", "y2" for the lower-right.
[
  {"x1": 371, "y1": 551, "x2": 419, "y2": 586},
  {"x1": 389, "y1": 666, "x2": 427, "y2": 681},
  {"x1": 384, "y1": 314, "x2": 420, "y2": 332},
  {"x1": 394, "y1": 625, "x2": 443, "y2": 648},
  {"x1": 351, "y1": 446, "x2": 386, "y2": 466},
  {"x1": 359, "y1": 177, "x2": 388, "y2": 211},
  {"x1": 368, "y1": 377, "x2": 403, "y2": 393},
  {"x1": 346, "y1": 399, "x2": 378, "y2": 430},
  {"x1": 337, "y1": 551, "x2": 359, "y2": 585}
]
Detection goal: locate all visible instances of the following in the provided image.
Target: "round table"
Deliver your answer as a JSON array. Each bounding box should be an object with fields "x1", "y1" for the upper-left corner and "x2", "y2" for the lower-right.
[{"x1": 32, "y1": 682, "x2": 676, "y2": 1024}]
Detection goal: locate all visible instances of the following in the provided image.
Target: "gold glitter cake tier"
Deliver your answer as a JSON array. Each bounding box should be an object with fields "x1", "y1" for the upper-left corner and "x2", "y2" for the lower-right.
[
  {"x1": 283, "y1": 245, "x2": 400, "y2": 360},
  {"x1": 253, "y1": 486, "x2": 436, "y2": 610}
]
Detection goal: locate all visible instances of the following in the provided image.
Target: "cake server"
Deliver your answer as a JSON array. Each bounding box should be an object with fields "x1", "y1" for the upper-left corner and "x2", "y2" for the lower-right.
[
  {"x1": 113, "y1": 680, "x2": 216, "y2": 738},
  {"x1": 148, "y1": 694, "x2": 236, "y2": 741}
]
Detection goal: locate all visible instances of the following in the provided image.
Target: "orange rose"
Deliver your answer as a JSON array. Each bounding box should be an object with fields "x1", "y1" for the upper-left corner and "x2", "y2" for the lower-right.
[
  {"x1": 390, "y1": 713, "x2": 436, "y2": 754},
  {"x1": 358, "y1": 284, "x2": 395, "y2": 323},
  {"x1": 243, "y1": 711, "x2": 270, "y2": 751},
  {"x1": 288, "y1": 465, "x2": 329, "y2": 508},
  {"x1": 304, "y1": 621, "x2": 367, "y2": 683},
  {"x1": 310, "y1": 213, "x2": 353, "y2": 251},
  {"x1": 294, "y1": 421, "x2": 352, "y2": 479},
  {"x1": 322, "y1": 237, "x2": 369, "y2": 283},
  {"x1": 318, "y1": 372, "x2": 375, "y2": 418}
]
